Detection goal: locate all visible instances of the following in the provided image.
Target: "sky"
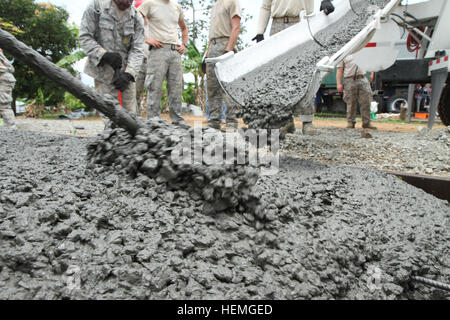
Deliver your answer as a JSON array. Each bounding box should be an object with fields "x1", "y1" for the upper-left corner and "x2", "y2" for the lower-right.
[{"x1": 36, "y1": 0, "x2": 428, "y2": 85}]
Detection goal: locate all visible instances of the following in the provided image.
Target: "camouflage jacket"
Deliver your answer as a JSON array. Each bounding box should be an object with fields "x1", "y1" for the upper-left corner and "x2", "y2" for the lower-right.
[
  {"x1": 0, "y1": 51, "x2": 15, "y2": 84},
  {"x1": 79, "y1": 0, "x2": 145, "y2": 84}
]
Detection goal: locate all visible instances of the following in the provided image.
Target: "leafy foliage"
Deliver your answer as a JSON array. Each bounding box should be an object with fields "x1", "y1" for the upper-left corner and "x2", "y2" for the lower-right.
[
  {"x1": 63, "y1": 92, "x2": 88, "y2": 112},
  {"x1": 0, "y1": 0, "x2": 79, "y2": 107},
  {"x1": 56, "y1": 50, "x2": 86, "y2": 68}
]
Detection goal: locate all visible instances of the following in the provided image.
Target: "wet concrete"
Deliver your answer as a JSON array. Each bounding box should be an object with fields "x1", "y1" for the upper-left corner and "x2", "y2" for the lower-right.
[
  {"x1": 86, "y1": 120, "x2": 261, "y2": 215},
  {"x1": 225, "y1": 0, "x2": 390, "y2": 130},
  {"x1": 0, "y1": 128, "x2": 448, "y2": 299}
]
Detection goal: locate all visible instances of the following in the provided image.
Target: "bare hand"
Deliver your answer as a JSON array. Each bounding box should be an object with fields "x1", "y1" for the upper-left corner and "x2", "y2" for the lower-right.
[
  {"x1": 177, "y1": 44, "x2": 187, "y2": 54},
  {"x1": 337, "y1": 84, "x2": 344, "y2": 92},
  {"x1": 146, "y1": 38, "x2": 163, "y2": 48}
]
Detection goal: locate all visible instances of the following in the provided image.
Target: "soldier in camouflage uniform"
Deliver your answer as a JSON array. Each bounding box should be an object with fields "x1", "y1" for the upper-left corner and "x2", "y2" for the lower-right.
[
  {"x1": 138, "y1": 0, "x2": 189, "y2": 127},
  {"x1": 337, "y1": 54, "x2": 377, "y2": 138},
  {"x1": 0, "y1": 48, "x2": 16, "y2": 129},
  {"x1": 79, "y1": 0, "x2": 145, "y2": 127},
  {"x1": 134, "y1": 0, "x2": 149, "y2": 118},
  {"x1": 206, "y1": 0, "x2": 242, "y2": 130},
  {"x1": 135, "y1": 53, "x2": 147, "y2": 117},
  {"x1": 252, "y1": 0, "x2": 333, "y2": 135}
]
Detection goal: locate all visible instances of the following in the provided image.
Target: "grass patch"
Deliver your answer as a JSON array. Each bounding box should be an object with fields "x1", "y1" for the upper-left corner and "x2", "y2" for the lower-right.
[{"x1": 40, "y1": 113, "x2": 66, "y2": 120}]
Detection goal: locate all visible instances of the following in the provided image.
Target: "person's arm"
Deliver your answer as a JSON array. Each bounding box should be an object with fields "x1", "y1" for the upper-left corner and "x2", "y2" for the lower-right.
[
  {"x1": 79, "y1": 1, "x2": 107, "y2": 66},
  {"x1": 124, "y1": 12, "x2": 146, "y2": 80},
  {"x1": 337, "y1": 67, "x2": 344, "y2": 92},
  {"x1": 255, "y1": 0, "x2": 272, "y2": 35},
  {"x1": 177, "y1": 18, "x2": 189, "y2": 54},
  {"x1": 226, "y1": 16, "x2": 241, "y2": 52},
  {"x1": 370, "y1": 72, "x2": 375, "y2": 83}
]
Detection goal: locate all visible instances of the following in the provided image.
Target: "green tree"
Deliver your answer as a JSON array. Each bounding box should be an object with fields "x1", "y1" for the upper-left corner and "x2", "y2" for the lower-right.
[{"x1": 0, "y1": 0, "x2": 78, "y2": 113}]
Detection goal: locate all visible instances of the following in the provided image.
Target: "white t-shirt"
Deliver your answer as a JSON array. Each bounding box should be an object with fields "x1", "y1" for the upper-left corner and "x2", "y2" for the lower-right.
[
  {"x1": 209, "y1": 0, "x2": 242, "y2": 40},
  {"x1": 139, "y1": 0, "x2": 184, "y2": 45}
]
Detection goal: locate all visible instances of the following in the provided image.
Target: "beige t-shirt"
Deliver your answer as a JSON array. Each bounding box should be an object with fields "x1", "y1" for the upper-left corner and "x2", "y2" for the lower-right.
[
  {"x1": 209, "y1": 0, "x2": 242, "y2": 40},
  {"x1": 257, "y1": 0, "x2": 314, "y2": 35},
  {"x1": 337, "y1": 55, "x2": 366, "y2": 78},
  {"x1": 139, "y1": 0, "x2": 184, "y2": 45}
]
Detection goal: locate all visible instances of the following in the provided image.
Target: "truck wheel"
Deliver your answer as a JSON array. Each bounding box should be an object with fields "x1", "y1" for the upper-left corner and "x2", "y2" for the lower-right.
[
  {"x1": 387, "y1": 94, "x2": 408, "y2": 113},
  {"x1": 330, "y1": 98, "x2": 347, "y2": 114},
  {"x1": 438, "y1": 84, "x2": 450, "y2": 126}
]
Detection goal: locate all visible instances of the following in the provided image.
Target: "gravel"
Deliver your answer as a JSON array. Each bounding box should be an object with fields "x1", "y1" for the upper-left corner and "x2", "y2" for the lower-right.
[
  {"x1": 0, "y1": 127, "x2": 449, "y2": 300},
  {"x1": 281, "y1": 126, "x2": 450, "y2": 177}
]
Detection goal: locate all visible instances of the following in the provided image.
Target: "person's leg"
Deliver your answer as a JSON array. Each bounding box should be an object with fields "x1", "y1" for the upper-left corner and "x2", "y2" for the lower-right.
[
  {"x1": 206, "y1": 41, "x2": 226, "y2": 129},
  {"x1": 0, "y1": 81, "x2": 16, "y2": 128},
  {"x1": 135, "y1": 60, "x2": 147, "y2": 117},
  {"x1": 358, "y1": 78, "x2": 375, "y2": 129},
  {"x1": 0, "y1": 108, "x2": 16, "y2": 128},
  {"x1": 146, "y1": 49, "x2": 169, "y2": 119},
  {"x1": 166, "y1": 50, "x2": 186, "y2": 125},
  {"x1": 343, "y1": 79, "x2": 357, "y2": 127},
  {"x1": 122, "y1": 79, "x2": 137, "y2": 115},
  {"x1": 222, "y1": 93, "x2": 238, "y2": 129},
  {"x1": 94, "y1": 79, "x2": 117, "y2": 128}
]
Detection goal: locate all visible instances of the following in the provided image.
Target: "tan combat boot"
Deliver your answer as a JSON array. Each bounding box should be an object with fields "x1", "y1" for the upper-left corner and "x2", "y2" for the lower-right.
[
  {"x1": 302, "y1": 122, "x2": 319, "y2": 135},
  {"x1": 363, "y1": 122, "x2": 378, "y2": 130},
  {"x1": 281, "y1": 117, "x2": 296, "y2": 134},
  {"x1": 361, "y1": 129, "x2": 373, "y2": 139},
  {"x1": 346, "y1": 122, "x2": 356, "y2": 129}
]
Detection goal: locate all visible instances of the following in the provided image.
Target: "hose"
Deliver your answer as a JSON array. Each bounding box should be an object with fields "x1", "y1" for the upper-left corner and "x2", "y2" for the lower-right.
[
  {"x1": 406, "y1": 27, "x2": 424, "y2": 53},
  {"x1": 411, "y1": 276, "x2": 450, "y2": 292}
]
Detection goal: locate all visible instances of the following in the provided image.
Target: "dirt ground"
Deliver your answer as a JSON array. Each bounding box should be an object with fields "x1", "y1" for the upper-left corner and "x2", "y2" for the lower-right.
[{"x1": 165, "y1": 114, "x2": 445, "y2": 133}]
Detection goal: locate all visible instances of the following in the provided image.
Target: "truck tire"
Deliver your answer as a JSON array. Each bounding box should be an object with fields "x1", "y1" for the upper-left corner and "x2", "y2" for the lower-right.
[
  {"x1": 438, "y1": 84, "x2": 450, "y2": 126},
  {"x1": 330, "y1": 98, "x2": 347, "y2": 114},
  {"x1": 387, "y1": 94, "x2": 408, "y2": 113}
]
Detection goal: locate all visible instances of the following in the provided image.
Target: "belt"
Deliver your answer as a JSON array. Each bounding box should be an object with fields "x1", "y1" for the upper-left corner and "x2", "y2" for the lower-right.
[
  {"x1": 273, "y1": 16, "x2": 300, "y2": 23},
  {"x1": 210, "y1": 37, "x2": 229, "y2": 45},
  {"x1": 149, "y1": 43, "x2": 178, "y2": 51},
  {"x1": 345, "y1": 74, "x2": 365, "y2": 80}
]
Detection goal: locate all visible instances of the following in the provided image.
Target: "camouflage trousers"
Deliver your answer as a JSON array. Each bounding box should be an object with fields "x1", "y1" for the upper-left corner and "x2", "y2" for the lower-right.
[
  {"x1": 0, "y1": 80, "x2": 16, "y2": 128},
  {"x1": 270, "y1": 20, "x2": 298, "y2": 36},
  {"x1": 206, "y1": 38, "x2": 238, "y2": 129},
  {"x1": 343, "y1": 77, "x2": 372, "y2": 126},
  {"x1": 146, "y1": 47, "x2": 184, "y2": 124},
  {"x1": 135, "y1": 57, "x2": 147, "y2": 117},
  {"x1": 94, "y1": 79, "x2": 137, "y2": 128}
]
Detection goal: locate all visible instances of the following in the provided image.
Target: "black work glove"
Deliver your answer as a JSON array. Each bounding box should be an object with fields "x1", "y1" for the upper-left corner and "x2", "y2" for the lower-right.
[
  {"x1": 202, "y1": 58, "x2": 206, "y2": 74},
  {"x1": 112, "y1": 71, "x2": 134, "y2": 92},
  {"x1": 100, "y1": 52, "x2": 123, "y2": 70},
  {"x1": 320, "y1": 0, "x2": 335, "y2": 15},
  {"x1": 252, "y1": 34, "x2": 264, "y2": 43}
]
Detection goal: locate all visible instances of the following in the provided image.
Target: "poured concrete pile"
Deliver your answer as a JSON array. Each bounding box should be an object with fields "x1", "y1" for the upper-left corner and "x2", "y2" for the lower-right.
[
  {"x1": 225, "y1": 0, "x2": 390, "y2": 130},
  {"x1": 0, "y1": 128, "x2": 449, "y2": 300},
  {"x1": 86, "y1": 120, "x2": 260, "y2": 215}
]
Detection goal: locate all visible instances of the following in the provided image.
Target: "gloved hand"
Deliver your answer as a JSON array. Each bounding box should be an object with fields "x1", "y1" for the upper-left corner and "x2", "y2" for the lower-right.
[
  {"x1": 112, "y1": 71, "x2": 134, "y2": 92},
  {"x1": 100, "y1": 52, "x2": 123, "y2": 70},
  {"x1": 320, "y1": 0, "x2": 335, "y2": 15},
  {"x1": 252, "y1": 34, "x2": 264, "y2": 43},
  {"x1": 202, "y1": 57, "x2": 206, "y2": 74}
]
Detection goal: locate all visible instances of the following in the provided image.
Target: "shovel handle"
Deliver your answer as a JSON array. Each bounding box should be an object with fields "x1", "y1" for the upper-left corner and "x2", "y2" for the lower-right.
[{"x1": 114, "y1": 69, "x2": 123, "y2": 107}]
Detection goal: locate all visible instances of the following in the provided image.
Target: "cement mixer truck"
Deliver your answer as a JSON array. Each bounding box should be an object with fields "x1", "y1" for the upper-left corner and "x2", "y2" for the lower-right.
[{"x1": 209, "y1": 0, "x2": 450, "y2": 129}]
